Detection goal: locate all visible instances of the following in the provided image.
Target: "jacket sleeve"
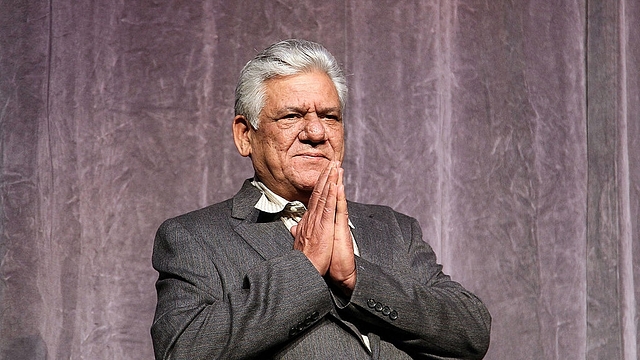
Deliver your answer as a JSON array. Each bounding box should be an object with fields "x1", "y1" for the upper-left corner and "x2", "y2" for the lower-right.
[
  {"x1": 343, "y1": 212, "x2": 491, "y2": 359},
  {"x1": 150, "y1": 217, "x2": 334, "y2": 360}
]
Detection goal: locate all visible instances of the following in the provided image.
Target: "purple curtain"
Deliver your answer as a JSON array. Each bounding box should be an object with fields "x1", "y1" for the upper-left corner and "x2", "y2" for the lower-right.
[{"x1": 1, "y1": 1, "x2": 638, "y2": 359}]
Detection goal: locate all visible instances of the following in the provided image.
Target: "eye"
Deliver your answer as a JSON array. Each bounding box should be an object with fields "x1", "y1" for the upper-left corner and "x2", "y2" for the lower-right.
[
  {"x1": 280, "y1": 113, "x2": 302, "y2": 120},
  {"x1": 323, "y1": 114, "x2": 341, "y2": 122}
]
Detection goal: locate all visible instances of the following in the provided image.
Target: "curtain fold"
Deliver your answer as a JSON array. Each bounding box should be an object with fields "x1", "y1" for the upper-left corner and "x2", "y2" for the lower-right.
[{"x1": 0, "y1": 1, "x2": 637, "y2": 359}]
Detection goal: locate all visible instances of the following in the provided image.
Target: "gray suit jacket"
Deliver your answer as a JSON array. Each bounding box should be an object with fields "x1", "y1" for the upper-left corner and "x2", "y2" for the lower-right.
[{"x1": 151, "y1": 180, "x2": 490, "y2": 359}]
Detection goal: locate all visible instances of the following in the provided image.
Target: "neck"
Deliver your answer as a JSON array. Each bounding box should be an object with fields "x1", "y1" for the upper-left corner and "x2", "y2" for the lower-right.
[{"x1": 253, "y1": 176, "x2": 312, "y2": 206}]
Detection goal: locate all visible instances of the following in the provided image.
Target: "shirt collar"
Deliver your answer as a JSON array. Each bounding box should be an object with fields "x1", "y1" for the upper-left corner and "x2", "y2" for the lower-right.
[
  {"x1": 250, "y1": 179, "x2": 354, "y2": 228},
  {"x1": 251, "y1": 180, "x2": 306, "y2": 213}
]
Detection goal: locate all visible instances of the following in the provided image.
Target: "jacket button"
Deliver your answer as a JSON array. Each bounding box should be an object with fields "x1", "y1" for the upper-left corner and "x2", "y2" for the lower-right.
[
  {"x1": 374, "y1": 303, "x2": 383, "y2": 312},
  {"x1": 382, "y1": 306, "x2": 391, "y2": 316},
  {"x1": 389, "y1": 310, "x2": 398, "y2": 320},
  {"x1": 367, "y1": 299, "x2": 376, "y2": 308}
]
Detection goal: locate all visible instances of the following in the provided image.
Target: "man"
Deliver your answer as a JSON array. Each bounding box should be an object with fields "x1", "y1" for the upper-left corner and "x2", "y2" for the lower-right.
[{"x1": 151, "y1": 39, "x2": 491, "y2": 359}]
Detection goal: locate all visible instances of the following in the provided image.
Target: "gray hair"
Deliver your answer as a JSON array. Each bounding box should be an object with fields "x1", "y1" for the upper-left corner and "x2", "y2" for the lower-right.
[{"x1": 234, "y1": 39, "x2": 348, "y2": 129}]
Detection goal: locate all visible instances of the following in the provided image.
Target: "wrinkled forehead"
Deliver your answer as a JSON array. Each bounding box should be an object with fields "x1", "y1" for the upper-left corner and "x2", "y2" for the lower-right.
[{"x1": 261, "y1": 72, "x2": 341, "y2": 111}]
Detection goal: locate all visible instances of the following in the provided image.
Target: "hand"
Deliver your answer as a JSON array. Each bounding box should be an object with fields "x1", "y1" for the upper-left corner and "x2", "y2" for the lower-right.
[
  {"x1": 328, "y1": 167, "x2": 356, "y2": 295},
  {"x1": 291, "y1": 162, "x2": 339, "y2": 276},
  {"x1": 291, "y1": 162, "x2": 356, "y2": 295}
]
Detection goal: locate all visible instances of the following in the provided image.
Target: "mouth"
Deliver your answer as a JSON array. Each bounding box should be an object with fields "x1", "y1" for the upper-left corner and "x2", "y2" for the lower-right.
[{"x1": 295, "y1": 152, "x2": 328, "y2": 159}]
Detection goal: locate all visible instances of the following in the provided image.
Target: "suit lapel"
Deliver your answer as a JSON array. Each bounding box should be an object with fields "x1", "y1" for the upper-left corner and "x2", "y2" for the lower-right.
[
  {"x1": 235, "y1": 219, "x2": 293, "y2": 260},
  {"x1": 349, "y1": 207, "x2": 393, "y2": 267},
  {"x1": 231, "y1": 180, "x2": 294, "y2": 260}
]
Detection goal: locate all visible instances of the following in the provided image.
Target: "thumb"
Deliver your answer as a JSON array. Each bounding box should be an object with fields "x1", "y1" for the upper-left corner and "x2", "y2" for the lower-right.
[{"x1": 290, "y1": 224, "x2": 298, "y2": 237}]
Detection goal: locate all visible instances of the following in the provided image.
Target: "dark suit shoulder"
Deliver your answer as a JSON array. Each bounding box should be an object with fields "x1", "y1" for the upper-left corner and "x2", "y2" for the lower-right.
[
  {"x1": 159, "y1": 198, "x2": 234, "y2": 232},
  {"x1": 347, "y1": 200, "x2": 416, "y2": 225},
  {"x1": 347, "y1": 201, "x2": 421, "y2": 249}
]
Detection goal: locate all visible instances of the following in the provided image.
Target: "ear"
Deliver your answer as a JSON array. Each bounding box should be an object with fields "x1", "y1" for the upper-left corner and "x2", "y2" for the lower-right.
[{"x1": 233, "y1": 115, "x2": 253, "y2": 157}]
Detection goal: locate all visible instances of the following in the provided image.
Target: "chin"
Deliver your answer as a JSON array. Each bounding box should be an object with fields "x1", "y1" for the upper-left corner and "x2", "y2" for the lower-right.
[
  {"x1": 290, "y1": 174, "x2": 322, "y2": 191},
  {"x1": 293, "y1": 181, "x2": 318, "y2": 192}
]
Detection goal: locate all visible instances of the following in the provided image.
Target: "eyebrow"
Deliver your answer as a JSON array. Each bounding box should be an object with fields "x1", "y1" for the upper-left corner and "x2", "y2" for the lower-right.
[{"x1": 278, "y1": 106, "x2": 341, "y2": 115}]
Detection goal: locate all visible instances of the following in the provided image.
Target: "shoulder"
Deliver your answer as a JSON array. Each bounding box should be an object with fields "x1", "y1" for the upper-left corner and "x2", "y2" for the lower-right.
[
  {"x1": 175, "y1": 199, "x2": 234, "y2": 224},
  {"x1": 347, "y1": 201, "x2": 419, "y2": 244},
  {"x1": 348, "y1": 200, "x2": 416, "y2": 225},
  {"x1": 158, "y1": 179, "x2": 258, "y2": 231},
  {"x1": 157, "y1": 198, "x2": 234, "y2": 235}
]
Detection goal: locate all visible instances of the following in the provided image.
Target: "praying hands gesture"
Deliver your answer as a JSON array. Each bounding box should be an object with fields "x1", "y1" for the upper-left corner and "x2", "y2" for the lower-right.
[{"x1": 290, "y1": 161, "x2": 356, "y2": 296}]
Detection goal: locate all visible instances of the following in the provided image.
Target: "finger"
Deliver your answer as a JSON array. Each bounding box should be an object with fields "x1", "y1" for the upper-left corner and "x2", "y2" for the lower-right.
[
  {"x1": 309, "y1": 166, "x2": 337, "y2": 228},
  {"x1": 321, "y1": 181, "x2": 338, "y2": 225},
  {"x1": 334, "y1": 180, "x2": 352, "y2": 256},
  {"x1": 295, "y1": 167, "x2": 337, "y2": 262},
  {"x1": 309, "y1": 172, "x2": 338, "y2": 245},
  {"x1": 334, "y1": 167, "x2": 348, "y2": 233},
  {"x1": 307, "y1": 161, "x2": 335, "y2": 211},
  {"x1": 336, "y1": 184, "x2": 348, "y2": 231},
  {"x1": 329, "y1": 174, "x2": 356, "y2": 295},
  {"x1": 334, "y1": 167, "x2": 347, "y2": 228}
]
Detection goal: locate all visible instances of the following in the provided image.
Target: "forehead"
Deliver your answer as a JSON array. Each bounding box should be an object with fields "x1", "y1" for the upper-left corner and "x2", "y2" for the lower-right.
[{"x1": 262, "y1": 71, "x2": 340, "y2": 111}]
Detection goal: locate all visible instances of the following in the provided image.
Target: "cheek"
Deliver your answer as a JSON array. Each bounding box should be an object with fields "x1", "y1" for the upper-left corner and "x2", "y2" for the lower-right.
[
  {"x1": 330, "y1": 132, "x2": 345, "y2": 157},
  {"x1": 272, "y1": 130, "x2": 301, "y2": 151},
  {"x1": 261, "y1": 131, "x2": 297, "y2": 162}
]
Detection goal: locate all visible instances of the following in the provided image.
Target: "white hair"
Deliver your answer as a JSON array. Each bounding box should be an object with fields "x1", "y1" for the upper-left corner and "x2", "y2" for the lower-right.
[{"x1": 234, "y1": 39, "x2": 348, "y2": 128}]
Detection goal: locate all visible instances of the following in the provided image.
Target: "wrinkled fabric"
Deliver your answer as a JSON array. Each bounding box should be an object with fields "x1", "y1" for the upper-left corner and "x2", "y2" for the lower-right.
[{"x1": 0, "y1": 1, "x2": 638, "y2": 359}]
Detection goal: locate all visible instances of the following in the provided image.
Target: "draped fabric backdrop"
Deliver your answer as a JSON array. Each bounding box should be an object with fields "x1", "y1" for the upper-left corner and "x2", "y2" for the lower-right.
[{"x1": 1, "y1": 1, "x2": 638, "y2": 359}]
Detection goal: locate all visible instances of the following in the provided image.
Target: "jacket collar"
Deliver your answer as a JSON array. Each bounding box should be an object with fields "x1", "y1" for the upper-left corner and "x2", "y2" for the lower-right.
[
  {"x1": 231, "y1": 179, "x2": 293, "y2": 260},
  {"x1": 231, "y1": 179, "x2": 263, "y2": 221}
]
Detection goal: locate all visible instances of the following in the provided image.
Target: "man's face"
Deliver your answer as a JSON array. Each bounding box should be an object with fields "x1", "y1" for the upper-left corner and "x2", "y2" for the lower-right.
[{"x1": 238, "y1": 71, "x2": 344, "y2": 203}]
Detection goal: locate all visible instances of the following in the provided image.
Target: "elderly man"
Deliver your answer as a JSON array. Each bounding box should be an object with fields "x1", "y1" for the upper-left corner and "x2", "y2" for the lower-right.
[{"x1": 151, "y1": 39, "x2": 491, "y2": 359}]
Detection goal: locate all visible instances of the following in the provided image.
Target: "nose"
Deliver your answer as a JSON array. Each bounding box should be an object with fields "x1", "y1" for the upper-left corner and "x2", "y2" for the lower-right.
[{"x1": 299, "y1": 114, "x2": 326, "y2": 143}]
